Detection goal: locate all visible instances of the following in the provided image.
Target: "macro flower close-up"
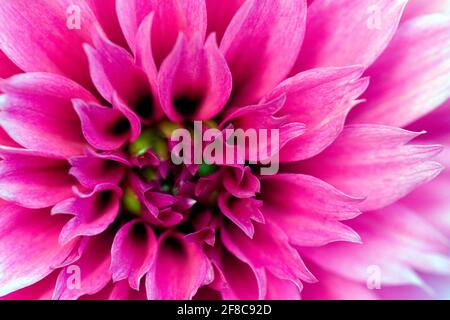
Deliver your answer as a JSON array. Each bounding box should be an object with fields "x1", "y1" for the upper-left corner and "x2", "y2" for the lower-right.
[{"x1": 0, "y1": 0, "x2": 449, "y2": 300}]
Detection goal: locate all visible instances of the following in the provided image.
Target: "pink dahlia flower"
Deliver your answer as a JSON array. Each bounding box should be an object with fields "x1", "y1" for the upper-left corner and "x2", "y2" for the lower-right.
[{"x1": 0, "y1": 0, "x2": 450, "y2": 300}]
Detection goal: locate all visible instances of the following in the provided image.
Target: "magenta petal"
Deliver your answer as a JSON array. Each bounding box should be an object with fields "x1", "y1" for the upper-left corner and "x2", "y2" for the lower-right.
[
  {"x1": 264, "y1": 66, "x2": 369, "y2": 161},
  {"x1": 293, "y1": 0, "x2": 407, "y2": 72},
  {"x1": 158, "y1": 34, "x2": 232, "y2": 121},
  {"x1": 220, "y1": 0, "x2": 307, "y2": 106},
  {"x1": 261, "y1": 174, "x2": 362, "y2": 247},
  {"x1": 111, "y1": 220, "x2": 157, "y2": 290},
  {"x1": 218, "y1": 193, "x2": 264, "y2": 238},
  {"x1": 223, "y1": 166, "x2": 261, "y2": 198},
  {"x1": 0, "y1": 205, "x2": 75, "y2": 297},
  {"x1": 52, "y1": 184, "x2": 122, "y2": 244},
  {"x1": 0, "y1": 50, "x2": 21, "y2": 78},
  {"x1": 53, "y1": 233, "x2": 113, "y2": 300},
  {"x1": 0, "y1": 73, "x2": 97, "y2": 157},
  {"x1": 205, "y1": 0, "x2": 245, "y2": 42},
  {"x1": 265, "y1": 271, "x2": 302, "y2": 300},
  {"x1": 117, "y1": 0, "x2": 207, "y2": 66},
  {"x1": 0, "y1": 0, "x2": 99, "y2": 88},
  {"x1": 0, "y1": 147, "x2": 74, "y2": 209},
  {"x1": 297, "y1": 125, "x2": 444, "y2": 211},
  {"x1": 109, "y1": 280, "x2": 147, "y2": 300},
  {"x1": 146, "y1": 232, "x2": 214, "y2": 300},
  {"x1": 69, "y1": 150, "x2": 129, "y2": 189},
  {"x1": 402, "y1": 0, "x2": 450, "y2": 22},
  {"x1": 74, "y1": 100, "x2": 136, "y2": 150},
  {"x1": 1, "y1": 272, "x2": 58, "y2": 300},
  {"x1": 349, "y1": 15, "x2": 450, "y2": 127},
  {"x1": 221, "y1": 221, "x2": 316, "y2": 288}
]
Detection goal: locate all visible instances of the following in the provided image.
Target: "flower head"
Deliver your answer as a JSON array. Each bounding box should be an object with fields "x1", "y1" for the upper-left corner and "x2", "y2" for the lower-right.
[{"x1": 0, "y1": 0, "x2": 449, "y2": 300}]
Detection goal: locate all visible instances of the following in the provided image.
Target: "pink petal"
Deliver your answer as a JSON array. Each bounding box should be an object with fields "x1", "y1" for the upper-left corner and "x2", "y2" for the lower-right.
[
  {"x1": 293, "y1": 0, "x2": 407, "y2": 72},
  {"x1": 73, "y1": 99, "x2": 139, "y2": 151},
  {"x1": 221, "y1": 220, "x2": 316, "y2": 288},
  {"x1": 109, "y1": 280, "x2": 148, "y2": 300},
  {"x1": 146, "y1": 232, "x2": 213, "y2": 300},
  {"x1": 222, "y1": 166, "x2": 261, "y2": 198},
  {"x1": 218, "y1": 193, "x2": 264, "y2": 238},
  {"x1": 220, "y1": 0, "x2": 307, "y2": 106},
  {"x1": 0, "y1": 147, "x2": 75, "y2": 209},
  {"x1": 52, "y1": 184, "x2": 122, "y2": 244},
  {"x1": 0, "y1": 50, "x2": 21, "y2": 78},
  {"x1": 116, "y1": 0, "x2": 207, "y2": 66},
  {"x1": 69, "y1": 150, "x2": 129, "y2": 189},
  {"x1": 0, "y1": 73, "x2": 97, "y2": 157},
  {"x1": 158, "y1": 34, "x2": 232, "y2": 121},
  {"x1": 205, "y1": 0, "x2": 245, "y2": 42},
  {"x1": 296, "y1": 125, "x2": 444, "y2": 211},
  {"x1": 0, "y1": 205, "x2": 75, "y2": 297},
  {"x1": 265, "y1": 271, "x2": 302, "y2": 300},
  {"x1": 349, "y1": 15, "x2": 450, "y2": 127},
  {"x1": 402, "y1": 0, "x2": 450, "y2": 22},
  {"x1": 261, "y1": 174, "x2": 362, "y2": 247},
  {"x1": 0, "y1": 0, "x2": 99, "y2": 89},
  {"x1": 263, "y1": 66, "x2": 368, "y2": 161},
  {"x1": 84, "y1": 31, "x2": 161, "y2": 123},
  {"x1": 1, "y1": 272, "x2": 58, "y2": 300},
  {"x1": 85, "y1": 0, "x2": 128, "y2": 47},
  {"x1": 111, "y1": 220, "x2": 157, "y2": 290},
  {"x1": 53, "y1": 233, "x2": 114, "y2": 300}
]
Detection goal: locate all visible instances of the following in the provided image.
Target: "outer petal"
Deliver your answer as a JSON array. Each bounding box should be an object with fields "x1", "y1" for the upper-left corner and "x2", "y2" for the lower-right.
[
  {"x1": 205, "y1": 0, "x2": 245, "y2": 42},
  {"x1": 53, "y1": 233, "x2": 114, "y2": 300},
  {"x1": 349, "y1": 15, "x2": 450, "y2": 127},
  {"x1": 146, "y1": 232, "x2": 213, "y2": 300},
  {"x1": 0, "y1": 50, "x2": 21, "y2": 78},
  {"x1": 158, "y1": 34, "x2": 232, "y2": 121},
  {"x1": 116, "y1": 0, "x2": 207, "y2": 66},
  {"x1": 296, "y1": 125, "x2": 443, "y2": 211},
  {"x1": 220, "y1": 0, "x2": 307, "y2": 106},
  {"x1": 0, "y1": 73, "x2": 97, "y2": 157},
  {"x1": 0, "y1": 147, "x2": 74, "y2": 208},
  {"x1": 111, "y1": 220, "x2": 157, "y2": 290},
  {"x1": 0, "y1": 205, "x2": 75, "y2": 297},
  {"x1": 0, "y1": 0, "x2": 99, "y2": 88},
  {"x1": 51, "y1": 184, "x2": 122, "y2": 244},
  {"x1": 221, "y1": 220, "x2": 316, "y2": 288},
  {"x1": 263, "y1": 66, "x2": 369, "y2": 161},
  {"x1": 402, "y1": 0, "x2": 450, "y2": 22},
  {"x1": 261, "y1": 174, "x2": 362, "y2": 247},
  {"x1": 293, "y1": 0, "x2": 407, "y2": 72}
]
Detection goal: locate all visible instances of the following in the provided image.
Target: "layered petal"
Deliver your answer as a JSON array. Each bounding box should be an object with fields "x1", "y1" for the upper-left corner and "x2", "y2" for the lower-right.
[
  {"x1": 296, "y1": 125, "x2": 443, "y2": 211},
  {"x1": 0, "y1": 205, "x2": 75, "y2": 296},
  {"x1": 53, "y1": 233, "x2": 114, "y2": 300},
  {"x1": 263, "y1": 66, "x2": 369, "y2": 161},
  {"x1": 0, "y1": 148, "x2": 74, "y2": 208},
  {"x1": 205, "y1": 0, "x2": 245, "y2": 42},
  {"x1": 74, "y1": 99, "x2": 140, "y2": 151},
  {"x1": 111, "y1": 220, "x2": 157, "y2": 290},
  {"x1": 0, "y1": 50, "x2": 21, "y2": 79},
  {"x1": 293, "y1": 0, "x2": 407, "y2": 72},
  {"x1": 116, "y1": 0, "x2": 207, "y2": 66},
  {"x1": 146, "y1": 232, "x2": 213, "y2": 299},
  {"x1": 220, "y1": 0, "x2": 307, "y2": 106},
  {"x1": 158, "y1": 34, "x2": 232, "y2": 121},
  {"x1": 261, "y1": 174, "x2": 362, "y2": 247},
  {"x1": 349, "y1": 15, "x2": 450, "y2": 127},
  {"x1": 0, "y1": 0, "x2": 99, "y2": 88},
  {"x1": 0, "y1": 73, "x2": 97, "y2": 157},
  {"x1": 52, "y1": 184, "x2": 122, "y2": 244}
]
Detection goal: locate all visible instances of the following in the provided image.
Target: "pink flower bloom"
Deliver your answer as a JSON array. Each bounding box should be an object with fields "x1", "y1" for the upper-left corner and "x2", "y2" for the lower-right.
[{"x1": 0, "y1": 0, "x2": 449, "y2": 300}]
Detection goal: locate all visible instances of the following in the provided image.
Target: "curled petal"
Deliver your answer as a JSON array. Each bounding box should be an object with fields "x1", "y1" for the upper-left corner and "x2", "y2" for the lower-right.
[
  {"x1": 111, "y1": 220, "x2": 157, "y2": 290},
  {"x1": 52, "y1": 184, "x2": 122, "y2": 244},
  {"x1": 146, "y1": 232, "x2": 214, "y2": 300}
]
